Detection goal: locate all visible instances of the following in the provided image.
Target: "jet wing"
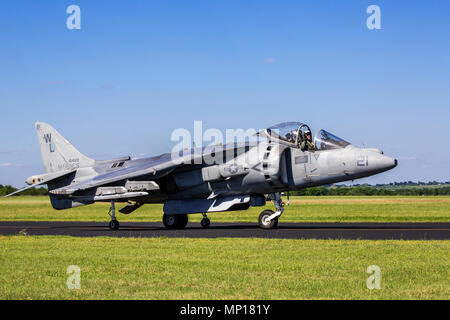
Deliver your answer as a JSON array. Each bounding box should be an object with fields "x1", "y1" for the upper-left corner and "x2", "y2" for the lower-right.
[
  {"x1": 50, "y1": 152, "x2": 192, "y2": 196},
  {"x1": 50, "y1": 141, "x2": 256, "y2": 196}
]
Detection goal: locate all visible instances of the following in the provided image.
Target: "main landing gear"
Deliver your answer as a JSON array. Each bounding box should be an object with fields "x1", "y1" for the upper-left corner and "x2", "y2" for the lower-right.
[
  {"x1": 162, "y1": 214, "x2": 188, "y2": 229},
  {"x1": 258, "y1": 192, "x2": 288, "y2": 229},
  {"x1": 108, "y1": 200, "x2": 120, "y2": 230},
  {"x1": 161, "y1": 213, "x2": 209, "y2": 229}
]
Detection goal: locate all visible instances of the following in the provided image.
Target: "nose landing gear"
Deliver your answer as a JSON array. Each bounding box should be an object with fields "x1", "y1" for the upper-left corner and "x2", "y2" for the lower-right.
[
  {"x1": 258, "y1": 210, "x2": 279, "y2": 229},
  {"x1": 258, "y1": 192, "x2": 287, "y2": 229}
]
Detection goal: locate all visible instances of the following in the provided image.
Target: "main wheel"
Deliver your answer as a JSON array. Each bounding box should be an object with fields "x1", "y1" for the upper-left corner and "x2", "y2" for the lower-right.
[
  {"x1": 163, "y1": 214, "x2": 188, "y2": 229},
  {"x1": 258, "y1": 210, "x2": 278, "y2": 229},
  {"x1": 200, "y1": 217, "x2": 210, "y2": 228},
  {"x1": 109, "y1": 219, "x2": 120, "y2": 230}
]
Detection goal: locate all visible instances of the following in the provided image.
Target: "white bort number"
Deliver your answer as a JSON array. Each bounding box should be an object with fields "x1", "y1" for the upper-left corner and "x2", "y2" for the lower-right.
[
  {"x1": 366, "y1": 265, "x2": 381, "y2": 290},
  {"x1": 357, "y1": 155, "x2": 369, "y2": 167},
  {"x1": 66, "y1": 5, "x2": 81, "y2": 30},
  {"x1": 66, "y1": 265, "x2": 81, "y2": 290},
  {"x1": 366, "y1": 5, "x2": 381, "y2": 30}
]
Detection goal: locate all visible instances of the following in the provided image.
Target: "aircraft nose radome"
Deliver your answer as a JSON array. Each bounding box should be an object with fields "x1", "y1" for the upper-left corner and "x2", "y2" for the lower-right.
[{"x1": 375, "y1": 154, "x2": 397, "y2": 172}]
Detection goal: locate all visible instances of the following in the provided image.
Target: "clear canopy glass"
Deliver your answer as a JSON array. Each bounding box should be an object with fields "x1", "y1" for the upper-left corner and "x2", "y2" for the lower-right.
[
  {"x1": 266, "y1": 122, "x2": 310, "y2": 145},
  {"x1": 314, "y1": 129, "x2": 350, "y2": 150},
  {"x1": 266, "y1": 122, "x2": 351, "y2": 150}
]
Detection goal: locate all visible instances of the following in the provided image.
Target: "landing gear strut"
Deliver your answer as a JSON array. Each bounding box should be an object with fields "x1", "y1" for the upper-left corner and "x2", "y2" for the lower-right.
[
  {"x1": 201, "y1": 213, "x2": 210, "y2": 228},
  {"x1": 108, "y1": 200, "x2": 120, "y2": 230},
  {"x1": 258, "y1": 192, "x2": 287, "y2": 229}
]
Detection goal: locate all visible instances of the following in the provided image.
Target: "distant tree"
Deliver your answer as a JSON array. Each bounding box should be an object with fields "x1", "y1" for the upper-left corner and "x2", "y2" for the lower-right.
[{"x1": 0, "y1": 185, "x2": 48, "y2": 196}]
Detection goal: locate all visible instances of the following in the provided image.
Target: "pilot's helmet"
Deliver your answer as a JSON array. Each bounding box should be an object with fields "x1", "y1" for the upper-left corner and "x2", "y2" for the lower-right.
[{"x1": 304, "y1": 130, "x2": 311, "y2": 139}]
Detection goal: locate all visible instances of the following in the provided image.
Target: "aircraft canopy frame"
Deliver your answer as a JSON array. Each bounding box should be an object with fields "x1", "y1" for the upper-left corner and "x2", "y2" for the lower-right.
[{"x1": 266, "y1": 122, "x2": 312, "y2": 147}]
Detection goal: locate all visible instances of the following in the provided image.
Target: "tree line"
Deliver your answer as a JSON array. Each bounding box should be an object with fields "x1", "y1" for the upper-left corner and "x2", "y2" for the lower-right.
[
  {"x1": 1, "y1": 184, "x2": 449, "y2": 197},
  {"x1": 291, "y1": 186, "x2": 450, "y2": 196},
  {"x1": 0, "y1": 185, "x2": 49, "y2": 196}
]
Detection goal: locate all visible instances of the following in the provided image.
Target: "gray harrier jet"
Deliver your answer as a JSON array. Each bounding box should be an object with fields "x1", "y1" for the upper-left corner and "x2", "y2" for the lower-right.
[{"x1": 5, "y1": 122, "x2": 397, "y2": 230}]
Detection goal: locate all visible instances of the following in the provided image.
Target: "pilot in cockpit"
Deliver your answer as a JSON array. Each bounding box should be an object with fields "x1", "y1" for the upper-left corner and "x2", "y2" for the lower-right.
[{"x1": 300, "y1": 130, "x2": 316, "y2": 151}]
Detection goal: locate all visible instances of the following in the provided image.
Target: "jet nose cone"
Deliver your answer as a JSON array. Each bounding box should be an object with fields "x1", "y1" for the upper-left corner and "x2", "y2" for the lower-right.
[
  {"x1": 353, "y1": 150, "x2": 397, "y2": 177},
  {"x1": 375, "y1": 154, "x2": 398, "y2": 172}
]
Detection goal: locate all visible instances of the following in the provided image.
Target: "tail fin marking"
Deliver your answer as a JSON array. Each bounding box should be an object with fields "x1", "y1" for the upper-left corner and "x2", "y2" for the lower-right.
[{"x1": 35, "y1": 122, "x2": 95, "y2": 173}]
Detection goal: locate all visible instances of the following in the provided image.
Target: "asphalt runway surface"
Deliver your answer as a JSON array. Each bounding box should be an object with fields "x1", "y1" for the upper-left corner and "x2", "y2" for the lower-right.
[{"x1": 0, "y1": 221, "x2": 449, "y2": 240}]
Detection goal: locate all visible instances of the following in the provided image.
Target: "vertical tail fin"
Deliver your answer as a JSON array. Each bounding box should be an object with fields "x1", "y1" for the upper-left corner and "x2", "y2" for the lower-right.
[{"x1": 35, "y1": 122, "x2": 95, "y2": 173}]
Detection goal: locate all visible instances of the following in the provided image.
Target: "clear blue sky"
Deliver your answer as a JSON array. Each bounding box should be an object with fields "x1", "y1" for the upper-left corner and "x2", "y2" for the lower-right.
[{"x1": 1, "y1": 0, "x2": 449, "y2": 187}]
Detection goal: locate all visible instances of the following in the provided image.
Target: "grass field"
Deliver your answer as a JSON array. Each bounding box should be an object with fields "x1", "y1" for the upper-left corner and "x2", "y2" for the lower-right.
[
  {"x1": 0, "y1": 235, "x2": 448, "y2": 300},
  {"x1": 1, "y1": 196, "x2": 448, "y2": 300},
  {"x1": 0, "y1": 196, "x2": 449, "y2": 223}
]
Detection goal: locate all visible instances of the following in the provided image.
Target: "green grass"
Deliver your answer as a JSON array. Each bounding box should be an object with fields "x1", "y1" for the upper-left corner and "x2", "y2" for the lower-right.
[
  {"x1": 0, "y1": 235, "x2": 448, "y2": 299},
  {"x1": 0, "y1": 196, "x2": 449, "y2": 223}
]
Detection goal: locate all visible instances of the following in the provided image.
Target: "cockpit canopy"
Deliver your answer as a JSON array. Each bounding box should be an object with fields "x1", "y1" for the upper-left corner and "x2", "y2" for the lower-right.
[
  {"x1": 266, "y1": 122, "x2": 311, "y2": 145},
  {"x1": 314, "y1": 129, "x2": 350, "y2": 150},
  {"x1": 265, "y1": 122, "x2": 351, "y2": 150}
]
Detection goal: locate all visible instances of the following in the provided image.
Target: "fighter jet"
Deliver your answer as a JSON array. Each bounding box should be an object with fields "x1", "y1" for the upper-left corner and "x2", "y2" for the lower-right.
[{"x1": 4, "y1": 122, "x2": 397, "y2": 230}]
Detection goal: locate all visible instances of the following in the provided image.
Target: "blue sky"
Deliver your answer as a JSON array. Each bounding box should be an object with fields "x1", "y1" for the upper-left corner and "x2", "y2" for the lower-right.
[{"x1": 0, "y1": 0, "x2": 449, "y2": 187}]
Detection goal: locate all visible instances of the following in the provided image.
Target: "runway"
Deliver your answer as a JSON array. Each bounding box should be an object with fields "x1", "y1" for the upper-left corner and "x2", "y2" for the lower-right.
[{"x1": 0, "y1": 221, "x2": 449, "y2": 240}]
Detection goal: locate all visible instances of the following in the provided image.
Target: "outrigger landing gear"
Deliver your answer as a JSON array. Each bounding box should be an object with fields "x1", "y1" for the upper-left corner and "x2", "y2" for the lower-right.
[
  {"x1": 258, "y1": 192, "x2": 287, "y2": 229},
  {"x1": 200, "y1": 213, "x2": 210, "y2": 228},
  {"x1": 108, "y1": 200, "x2": 120, "y2": 230}
]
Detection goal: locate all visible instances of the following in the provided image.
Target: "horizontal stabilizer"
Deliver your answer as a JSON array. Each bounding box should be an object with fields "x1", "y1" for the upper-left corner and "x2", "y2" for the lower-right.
[{"x1": 2, "y1": 169, "x2": 77, "y2": 198}]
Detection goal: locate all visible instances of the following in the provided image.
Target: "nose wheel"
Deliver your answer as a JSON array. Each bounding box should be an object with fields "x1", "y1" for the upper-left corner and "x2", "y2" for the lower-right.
[
  {"x1": 258, "y1": 192, "x2": 287, "y2": 229},
  {"x1": 201, "y1": 214, "x2": 210, "y2": 228},
  {"x1": 258, "y1": 210, "x2": 278, "y2": 229}
]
